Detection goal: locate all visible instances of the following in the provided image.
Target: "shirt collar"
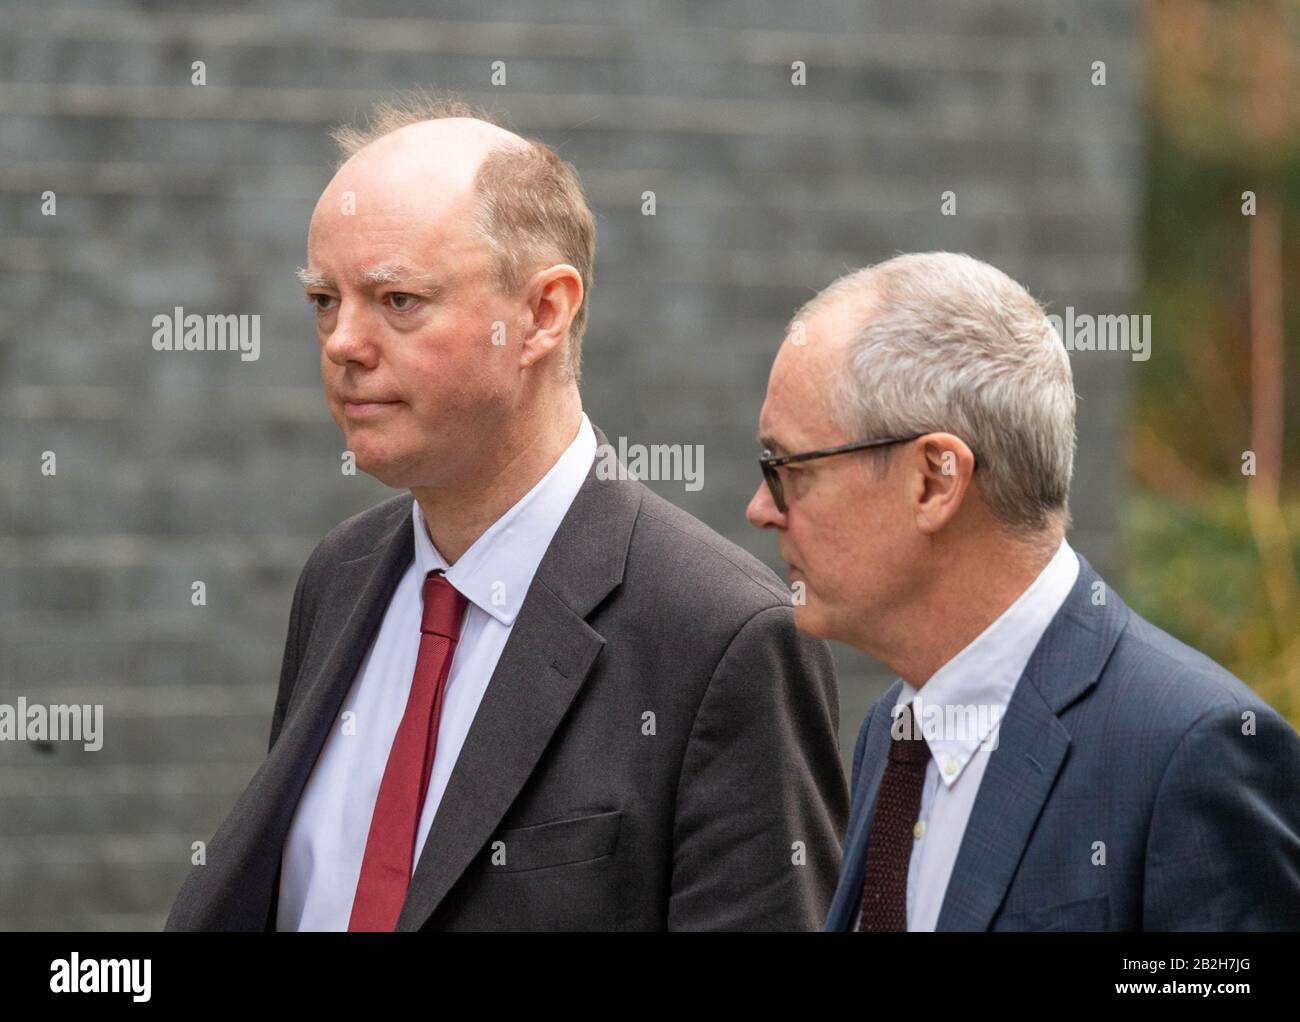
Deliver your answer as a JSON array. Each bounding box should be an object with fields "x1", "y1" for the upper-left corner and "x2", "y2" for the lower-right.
[
  {"x1": 895, "y1": 538, "x2": 1081, "y2": 788},
  {"x1": 411, "y1": 413, "x2": 597, "y2": 626}
]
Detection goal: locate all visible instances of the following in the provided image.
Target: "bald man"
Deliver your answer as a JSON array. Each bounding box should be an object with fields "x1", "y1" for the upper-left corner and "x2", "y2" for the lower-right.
[{"x1": 164, "y1": 96, "x2": 847, "y2": 932}]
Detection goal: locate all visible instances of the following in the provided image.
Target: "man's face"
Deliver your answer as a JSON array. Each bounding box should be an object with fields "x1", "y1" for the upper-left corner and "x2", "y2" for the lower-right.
[
  {"x1": 303, "y1": 129, "x2": 528, "y2": 490},
  {"x1": 746, "y1": 303, "x2": 922, "y2": 646}
]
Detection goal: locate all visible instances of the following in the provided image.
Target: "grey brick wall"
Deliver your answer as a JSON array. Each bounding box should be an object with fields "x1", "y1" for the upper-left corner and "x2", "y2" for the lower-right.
[{"x1": 0, "y1": 0, "x2": 1143, "y2": 929}]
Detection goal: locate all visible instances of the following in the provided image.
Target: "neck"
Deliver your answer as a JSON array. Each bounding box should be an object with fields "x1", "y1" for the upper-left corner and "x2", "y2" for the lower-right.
[
  {"x1": 412, "y1": 389, "x2": 582, "y2": 564},
  {"x1": 866, "y1": 527, "x2": 1062, "y2": 688}
]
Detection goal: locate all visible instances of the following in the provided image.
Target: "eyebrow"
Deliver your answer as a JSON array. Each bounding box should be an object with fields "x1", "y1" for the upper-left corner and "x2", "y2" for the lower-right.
[
  {"x1": 296, "y1": 266, "x2": 330, "y2": 289},
  {"x1": 296, "y1": 264, "x2": 445, "y2": 295},
  {"x1": 758, "y1": 433, "x2": 788, "y2": 455}
]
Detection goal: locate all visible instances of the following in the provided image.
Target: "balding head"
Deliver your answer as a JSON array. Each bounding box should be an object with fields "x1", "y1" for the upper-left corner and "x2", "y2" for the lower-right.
[
  {"x1": 300, "y1": 94, "x2": 592, "y2": 495},
  {"x1": 318, "y1": 95, "x2": 597, "y2": 380},
  {"x1": 331, "y1": 116, "x2": 527, "y2": 197}
]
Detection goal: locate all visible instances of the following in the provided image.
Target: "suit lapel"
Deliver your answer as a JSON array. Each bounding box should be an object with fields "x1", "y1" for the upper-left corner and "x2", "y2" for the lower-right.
[
  {"x1": 194, "y1": 500, "x2": 414, "y2": 929},
  {"x1": 931, "y1": 674, "x2": 1072, "y2": 930},
  {"x1": 396, "y1": 436, "x2": 642, "y2": 930},
  {"x1": 935, "y1": 555, "x2": 1128, "y2": 930},
  {"x1": 825, "y1": 686, "x2": 900, "y2": 930}
]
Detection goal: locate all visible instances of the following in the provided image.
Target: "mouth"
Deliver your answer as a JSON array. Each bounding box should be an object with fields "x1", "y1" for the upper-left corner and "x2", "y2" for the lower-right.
[{"x1": 342, "y1": 399, "x2": 401, "y2": 418}]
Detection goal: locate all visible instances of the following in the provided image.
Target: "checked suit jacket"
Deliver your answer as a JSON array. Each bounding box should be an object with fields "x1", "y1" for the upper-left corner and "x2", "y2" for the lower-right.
[
  {"x1": 166, "y1": 426, "x2": 849, "y2": 931},
  {"x1": 826, "y1": 554, "x2": 1300, "y2": 931}
]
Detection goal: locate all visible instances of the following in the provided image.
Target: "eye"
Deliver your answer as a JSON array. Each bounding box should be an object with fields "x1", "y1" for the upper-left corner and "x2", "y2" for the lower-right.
[
  {"x1": 784, "y1": 463, "x2": 810, "y2": 490},
  {"x1": 307, "y1": 293, "x2": 337, "y2": 312},
  {"x1": 387, "y1": 292, "x2": 419, "y2": 312}
]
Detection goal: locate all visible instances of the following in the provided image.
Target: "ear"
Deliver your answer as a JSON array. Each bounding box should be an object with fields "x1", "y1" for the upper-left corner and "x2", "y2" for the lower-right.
[
  {"x1": 910, "y1": 433, "x2": 975, "y2": 535},
  {"x1": 519, "y1": 264, "x2": 583, "y2": 370}
]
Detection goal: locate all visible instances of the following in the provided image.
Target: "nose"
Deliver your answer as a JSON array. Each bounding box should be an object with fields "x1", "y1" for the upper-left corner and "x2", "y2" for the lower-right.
[
  {"x1": 746, "y1": 480, "x2": 786, "y2": 531},
  {"x1": 322, "y1": 300, "x2": 379, "y2": 368}
]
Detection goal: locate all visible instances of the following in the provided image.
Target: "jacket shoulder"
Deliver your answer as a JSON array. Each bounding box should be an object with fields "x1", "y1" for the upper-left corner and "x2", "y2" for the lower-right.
[
  {"x1": 1099, "y1": 602, "x2": 1279, "y2": 733},
  {"x1": 629, "y1": 486, "x2": 792, "y2": 616},
  {"x1": 318, "y1": 491, "x2": 410, "y2": 555},
  {"x1": 296, "y1": 492, "x2": 411, "y2": 593}
]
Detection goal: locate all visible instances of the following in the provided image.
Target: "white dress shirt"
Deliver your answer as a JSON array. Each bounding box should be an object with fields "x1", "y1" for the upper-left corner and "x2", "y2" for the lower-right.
[
  {"x1": 857, "y1": 538, "x2": 1080, "y2": 931},
  {"x1": 276, "y1": 413, "x2": 597, "y2": 931}
]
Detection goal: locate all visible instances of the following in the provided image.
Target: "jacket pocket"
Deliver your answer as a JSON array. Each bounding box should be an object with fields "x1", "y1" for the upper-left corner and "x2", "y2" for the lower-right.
[{"x1": 485, "y1": 810, "x2": 623, "y2": 874}]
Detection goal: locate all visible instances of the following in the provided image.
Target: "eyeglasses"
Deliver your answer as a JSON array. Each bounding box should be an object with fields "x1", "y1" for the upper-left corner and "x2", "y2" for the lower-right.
[{"x1": 758, "y1": 435, "x2": 926, "y2": 514}]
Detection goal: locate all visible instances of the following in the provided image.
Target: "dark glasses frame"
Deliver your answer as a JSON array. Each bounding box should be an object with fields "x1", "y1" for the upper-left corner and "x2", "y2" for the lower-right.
[{"x1": 758, "y1": 434, "x2": 930, "y2": 513}]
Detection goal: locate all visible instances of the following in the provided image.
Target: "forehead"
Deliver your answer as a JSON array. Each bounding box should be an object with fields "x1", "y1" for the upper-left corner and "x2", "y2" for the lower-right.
[
  {"x1": 761, "y1": 302, "x2": 860, "y2": 447},
  {"x1": 309, "y1": 143, "x2": 483, "y2": 257}
]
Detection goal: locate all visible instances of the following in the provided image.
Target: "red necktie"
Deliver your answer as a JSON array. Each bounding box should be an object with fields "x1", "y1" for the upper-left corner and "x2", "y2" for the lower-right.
[{"x1": 348, "y1": 570, "x2": 468, "y2": 931}]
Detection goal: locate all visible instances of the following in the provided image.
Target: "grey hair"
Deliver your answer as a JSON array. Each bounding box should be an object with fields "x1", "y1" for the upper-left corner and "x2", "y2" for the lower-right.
[{"x1": 796, "y1": 252, "x2": 1076, "y2": 534}]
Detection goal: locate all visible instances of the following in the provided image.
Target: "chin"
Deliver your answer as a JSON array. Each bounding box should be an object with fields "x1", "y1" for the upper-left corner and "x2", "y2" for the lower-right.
[
  {"x1": 373, "y1": 459, "x2": 428, "y2": 490},
  {"x1": 363, "y1": 464, "x2": 408, "y2": 489},
  {"x1": 346, "y1": 442, "x2": 410, "y2": 489},
  {"x1": 791, "y1": 602, "x2": 832, "y2": 640}
]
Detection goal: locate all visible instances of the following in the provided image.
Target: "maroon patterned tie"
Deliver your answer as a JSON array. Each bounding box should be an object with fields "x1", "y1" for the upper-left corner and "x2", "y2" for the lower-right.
[
  {"x1": 858, "y1": 700, "x2": 930, "y2": 931},
  {"x1": 348, "y1": 570, "x2": 468, "y2": 931}
]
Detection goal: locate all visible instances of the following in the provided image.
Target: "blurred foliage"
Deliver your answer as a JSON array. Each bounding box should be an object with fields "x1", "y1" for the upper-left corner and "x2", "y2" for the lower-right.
[
  {"x1": 1127, "y1": 488, "x2": 1298, "y2": 721},
  {"x1": 1129, "y1": 0, "x2": 1300, "y2": 724}
]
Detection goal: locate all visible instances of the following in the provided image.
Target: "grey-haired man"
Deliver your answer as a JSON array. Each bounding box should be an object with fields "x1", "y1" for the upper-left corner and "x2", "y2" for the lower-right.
[{"x1": 749, "y1": 251, "x2": 1300, "y2": 931}]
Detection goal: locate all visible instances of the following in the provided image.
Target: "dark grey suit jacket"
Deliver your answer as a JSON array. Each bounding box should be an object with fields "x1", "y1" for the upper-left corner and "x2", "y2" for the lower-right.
[
  {"x1": 826, "y1": 554, "x2": 1300, "y2": 931},
  {"x1": 166, "y1": 429, "x2": 848, "y2": 930}
]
